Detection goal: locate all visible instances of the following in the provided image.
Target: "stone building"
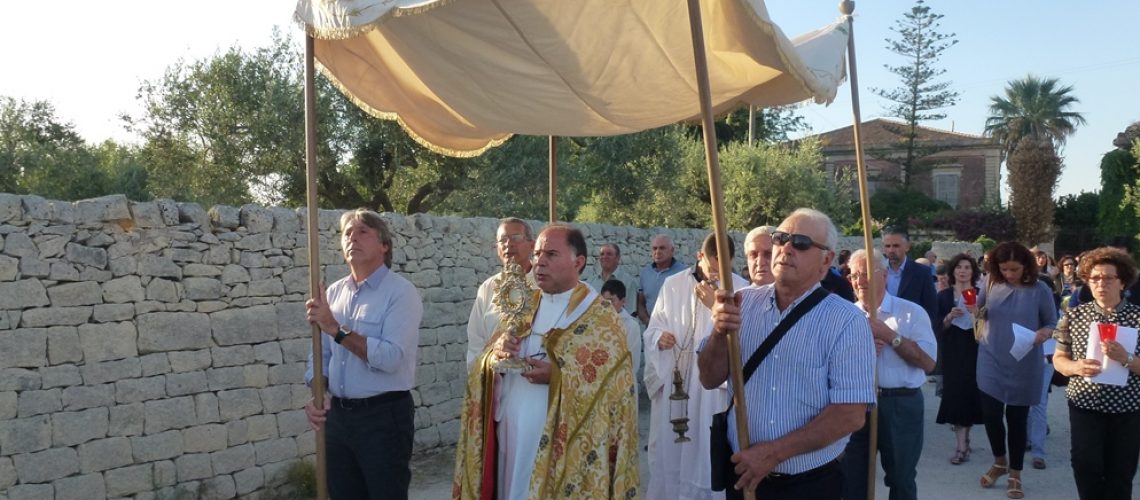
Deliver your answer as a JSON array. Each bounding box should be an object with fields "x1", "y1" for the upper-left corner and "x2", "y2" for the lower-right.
[{"x1": 811, "y1": 118, "x2": 1002, "y2": 209}]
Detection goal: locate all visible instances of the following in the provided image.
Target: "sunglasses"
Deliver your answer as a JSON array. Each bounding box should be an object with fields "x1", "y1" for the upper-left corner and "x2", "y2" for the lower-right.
[{"x1": 771, "y1": 230, "x2": 830, "y2": 252}]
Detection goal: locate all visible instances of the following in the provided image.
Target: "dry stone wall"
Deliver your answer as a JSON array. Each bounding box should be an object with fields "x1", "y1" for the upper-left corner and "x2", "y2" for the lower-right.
[{"x1": 0, "y1": 193, "x2": 740, "y2": 500}]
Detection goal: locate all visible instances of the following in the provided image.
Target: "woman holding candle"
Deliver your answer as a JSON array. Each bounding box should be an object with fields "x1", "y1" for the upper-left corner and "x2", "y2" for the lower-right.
[
  {"x1": 1053, "y1": 247, "x2": 1140, "y2": 500},
  {"x1": 968, "y1": 242, "x2": 1058, "y2": 499},
  {"x1": 936, "y1": 253, "x2": 985, "y2": 465}
]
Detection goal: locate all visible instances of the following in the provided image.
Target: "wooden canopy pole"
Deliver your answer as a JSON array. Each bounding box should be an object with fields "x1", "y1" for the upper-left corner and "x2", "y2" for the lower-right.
[
  {"x1": 549, "y1": 136, "x2": 558, "y2": 223},
  {"x1": 303, "y1": 35, "x2": 330, "y2": 500},
  {"x1": 838, "y1": 2, "x2": 881, "y2": 499},
  {"x1": 684, "y1": 1, "x2": 753, "y2": 499}
]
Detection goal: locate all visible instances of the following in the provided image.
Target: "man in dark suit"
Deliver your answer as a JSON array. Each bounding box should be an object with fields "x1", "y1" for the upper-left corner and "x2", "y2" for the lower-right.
[{"x1": 881, "y1": 227, "x2": 938, "y2": 325}]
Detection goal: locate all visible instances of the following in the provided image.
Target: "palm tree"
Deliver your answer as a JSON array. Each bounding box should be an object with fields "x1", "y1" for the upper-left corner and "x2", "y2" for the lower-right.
[{"x1": 984, "y1": 75, "x2": 1086, "y2": 154}]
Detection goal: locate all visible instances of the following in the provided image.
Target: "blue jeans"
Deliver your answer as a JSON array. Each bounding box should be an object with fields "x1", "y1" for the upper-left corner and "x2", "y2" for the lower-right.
[{"x1": 842, "y1": 390, "x2": 924, "y2": 500}]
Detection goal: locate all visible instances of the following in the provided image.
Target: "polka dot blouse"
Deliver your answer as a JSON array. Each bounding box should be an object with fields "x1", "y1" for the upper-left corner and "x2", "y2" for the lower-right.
[{"x1": 1055, "y1": 301, "x2": 1140, "y2": 413}]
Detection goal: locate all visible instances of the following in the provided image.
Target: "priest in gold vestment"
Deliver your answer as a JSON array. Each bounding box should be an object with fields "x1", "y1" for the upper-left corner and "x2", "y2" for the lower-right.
[{"x1": 453, "y1": 224, "x2": 640, "y2": 500}]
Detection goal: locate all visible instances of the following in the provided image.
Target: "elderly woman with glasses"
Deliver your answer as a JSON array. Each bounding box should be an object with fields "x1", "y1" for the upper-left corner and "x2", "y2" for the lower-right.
[
  {"x1": 965, "y1": 242, "x2": 1058, "y2": 499},
  {"x1": 1053, "y1": 247, "x2": 1140, "y2": 500}
]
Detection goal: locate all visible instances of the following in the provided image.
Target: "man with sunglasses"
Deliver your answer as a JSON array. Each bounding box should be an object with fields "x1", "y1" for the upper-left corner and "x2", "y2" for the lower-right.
[
  {"x1": 465, "y1": 217, "x2": 537, "y2": 369},
  {"x1": 699, "y1": 208, "x2": 876, "y2": 500}
]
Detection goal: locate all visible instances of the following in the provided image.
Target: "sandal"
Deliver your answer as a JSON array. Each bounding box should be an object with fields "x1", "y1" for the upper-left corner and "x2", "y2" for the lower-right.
[
  {"x1": 950, "y1": 448, "x2": 970, "y2": 465},
  {"x1": 980, "y1": 463, "x2": 1008, "y2": 488},
  {"x1": 1007, "y1": 477, "x2": 1024, "y2": 499}
]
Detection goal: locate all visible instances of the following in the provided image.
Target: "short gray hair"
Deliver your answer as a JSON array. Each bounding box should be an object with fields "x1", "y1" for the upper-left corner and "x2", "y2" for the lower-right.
[
  {"x1": 849, "y1": 248, "x2": 888, "y2": 272},
  {"x1": 783, "y1": 208, "x2": 838, "y2": 251},
  {"x1": 499, "y1": 217, "x2": 534, "y2": 241},
  {"x1": 745, "y1": 225, "x2": 777, "y2": 243}
]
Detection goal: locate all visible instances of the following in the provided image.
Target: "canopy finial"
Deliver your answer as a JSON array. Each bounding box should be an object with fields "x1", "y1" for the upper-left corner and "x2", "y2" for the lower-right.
[{"x1": 839, "y1": 1, "x2": 855, "y2": 15}]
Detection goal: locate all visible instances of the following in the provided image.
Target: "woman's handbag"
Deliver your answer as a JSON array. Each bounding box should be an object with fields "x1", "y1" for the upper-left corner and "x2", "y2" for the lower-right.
[{"x1": 973, "y1": 279, "x2": 993, "y2": 343}]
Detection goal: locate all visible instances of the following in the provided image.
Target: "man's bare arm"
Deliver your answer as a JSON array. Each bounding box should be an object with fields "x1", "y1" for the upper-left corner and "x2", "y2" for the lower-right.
[
  {"x1": 699, "y1": 289, "x2": 740, "y2": 389},
  {"x1": 894, "y1": 338, "x2": 935, "y2": 373},
  {"x1": 637, "y1": 292, "x2": 650, "y2": 325}
]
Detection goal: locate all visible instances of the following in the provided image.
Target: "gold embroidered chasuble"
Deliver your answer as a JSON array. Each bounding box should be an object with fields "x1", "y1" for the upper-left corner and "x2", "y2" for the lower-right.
[{"x1": 453, "y1": 283, "x2": 640, "y2": 499}]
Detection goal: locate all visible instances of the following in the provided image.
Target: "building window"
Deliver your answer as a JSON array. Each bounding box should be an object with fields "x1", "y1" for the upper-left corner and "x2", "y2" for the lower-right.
[{"x1": 932, "y1": 167, "x2": 961, "y2": 208}]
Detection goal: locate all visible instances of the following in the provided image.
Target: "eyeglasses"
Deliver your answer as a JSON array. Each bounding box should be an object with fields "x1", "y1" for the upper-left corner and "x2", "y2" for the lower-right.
[
  {"x1": 1087, "y1": 275, "x2": 1119, "y2": 283},
  {"x1": 497, "y1": 234, "x2": 527, "y2": 244},
  {"x1": 770, "y1": 231, "x2": 830, "y2": 252}
]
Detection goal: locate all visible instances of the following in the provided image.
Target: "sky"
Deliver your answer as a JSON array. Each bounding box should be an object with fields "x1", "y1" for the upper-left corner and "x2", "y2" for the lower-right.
[{"x1": 2, "y1": 0, "x2": 1137, "y2": 200}]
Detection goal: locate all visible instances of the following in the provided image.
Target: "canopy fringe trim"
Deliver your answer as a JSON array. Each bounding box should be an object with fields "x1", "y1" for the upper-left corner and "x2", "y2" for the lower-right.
[{"x1": 295, "y1": 0, "x2": 459, "y2": 40}]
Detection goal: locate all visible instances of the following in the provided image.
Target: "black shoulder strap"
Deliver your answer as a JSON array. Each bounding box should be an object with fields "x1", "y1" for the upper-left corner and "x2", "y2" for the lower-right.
[{"x1": 739, "y1": 287, "x2": 830, "y2": 387}]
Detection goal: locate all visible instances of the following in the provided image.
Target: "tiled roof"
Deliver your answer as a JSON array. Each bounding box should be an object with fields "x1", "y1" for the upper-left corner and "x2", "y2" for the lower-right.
[{"x1": 810, "y1": 118, "x2": 994, "y2": 149}]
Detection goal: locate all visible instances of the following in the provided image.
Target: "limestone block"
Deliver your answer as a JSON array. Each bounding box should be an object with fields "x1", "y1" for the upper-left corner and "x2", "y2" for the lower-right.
[
  {"x1": 78, "y1": 321, "x2": 137, "y2": 362},
  {"x1": 247, "y1": 278, "x2": 284, "y2": 297},
  {"x1": 274, "y1": 302, "x2": 309, "y2": 340},
  {"x1": 0, "y1": 254, "x2": 17, "y2": 280},
  {"x1": 239, "y1": 251, "x2": 268, "y2": 268},
  {"x1": 22, "y1": 306, "x2": 92, "y2": 328},
  {"x1": 0, "y1": 391, "x2": 13, "y2": 420},
  {"x1": 0, "y1": 279, "x2": 49, "y2": 309},
  {"x1": 61, "y1": 384, "x2": 114, "y2": 411},
  {"x1": 101, "y1": 275, "x2": 144, "y2": 303},
  {"x1": 429, "y1": 399, "x2": 462, "y2": 427},
  {"x1": 138, "y1": 254, "x2": 182, "y2": 279},
  {"x1": 13, "y1": 447, "x2": 79, "y2": 483},
  {"x1": 290, "y1": 385, "x2": 311, "y2": 408},
  {"x1": 45, "y1": 326, "x2": 82, "y2": 364},
  {"x1": 419, "y1": 381, "x2": 452, "y2": 406},
  {"x1": 108, "y1": 403, "x2": 144, "y2": 437},
  {"x1": 78, "y1": 436, "x2": 133, "y2": 473},
  {"x1": 218, "y1": 389, "x2": 262, "y2": 420},
  {"x1": 177, "y1": 202, "x2": 210, "y2": 229},
  {"x1": 47, "y1": 281, "x2": 103, "y2": 306},
  {"x1": 135, "y1": 300, "x2": 163, "y2": 314},
  {"x1": 278, "y1": 339, "x2": 309, "y2": 363},
  {"x1": 183, "y1": 264, "x2": 222, "y2": 277},
  {"x1": 268, "y1": 362, "x2": 305, "y2": 386},
  {"x1": 195, "y1": 393, "x2": 220, "y2": 425},
  {"x1": 40, "y1": 365, "x2": 81, "y2": 390},
  {"x1": 182, "y1": 424, "x2": 228, "y2": 454},
  {"x1": 280, "y1": 267, "x2": 308, "y2": 295},
  {"x1": 211, "y1": 345, "x2": 253, "y2": 368},
  {"x1": 211, "y1": 305, "x2": 277, "y2": 345},
  {"x1": 154, "y1": 458, "x2": 177, "y2": 488},
  {"x1": 271, "y1": 207, "x2": 300, "y2": 234},
  {"x1": 131, "y1": 429, "x2": 183, "y2": 462},
  {"x1": 183, "y1": 277, "x2": 224, "y2": 300},
  {"x1": 53, "y1": 407, "x2": 109, "y2": 446},
  {"x1": 3, "y1": 233, "x2": 36, "y2": 257},
  {"x1": 415, "y1": 364, "x2": 436, "y2": 386},
  {"x1": 220, "y1": 264, "x2": 250, "y2": 284},
  {"x1": 413, "y1": 426, "x2": 440, "y2": 450},
  {"x1": 254, "y1": 437, "x2": 296, "y2": 466},
  {"x1": 16, "y1": 389, "x2": 61, "y2": 418},
  {"x1": 104, "y1": 463, "x2": 153, "y2": 497},
  {"x1": 234, "y1": 465, "x2": 264, "y2": 495},
  {"x1": 0, "y1": 193, "x2": 22, "y2": 222},
  {"x1": 165, "y1": 247, "x2": 203, "y2": 263},
  {"x1": 296, "y1": 430, "x2": 316, "y2": 456},
  {"x1": 204, "y1": 244, "x2": 231, "y2": 265},
  {"x1": 261, "y1": 459, "x2": 295, "y2": 488},
  {"x1": 0, "y1": 456, "x2": 14, "y2": 490},
  {"x1": 0, "y1": 415, "x2": 51, "y2": 456},
  {"x1": 140, "y1": 353, "x2": 171, "y2": 377},
  {"x1": 253, "y1": 342, "x2": 283, "y2": 365},
  {"x1": 143, "y1": 396, "x2": 197, "y2": 434},
  {"x1": 137, "y1": 312, "x2": 211, "y2": 353},
  {"x1": 226, "y1": 418, "x2": 249, "y2": 446},
  {"x1": 91, "y1": 304, "x2": 135, "y2": 324},
  {"x1": 168, "y1": 349, "x2": 212, "y2": 373},
  {"x1": 200, "y1": 474, "x2": 237, "y2": 500},
  {"x1": 438, "y1": 418, "x2": 461, "y2": 446},
  {"x1": 154, "y1": 198, "x2": 180, "y2": 226},
  {"x1": 6, "y1": 483, "x2": 53, "y2": 500},
  {"x1": 76, "y1": 266, "x2": 111, "y2": 282},
  {"x1": 196, "y1": 300, "x2": 227, "y2": 313},
  {"x1": 166, "y1": 370, "x2": 207, "y2": 397},
  {"x1": 208, "y1": 205, "x2": 240, "y2": 230},
  {"x1": 64, "y1": 243, "x2": 108, "y2": 269},
  {"x1": 129, "y1": 201, "x2": 165, "y2": 228},
  {"x1": 211, "y1": 443, "x2": 254, "y2": 475},
  {"x1": 276, "y1": 410, "x2": 308, "y2": 438},
  {"x1": 0, "y1": 328, "x2": 47, "y2": 369},
  {"x1": 33, "y1": 234, "x2": 69, "y2": 259},
  {"x1": 0, "y1": 368, "x2": 40, "y2": 391},
  {"x1": 176, "y1": 453, "x2": 213, "y2": 481},
  {"x1": 81, "y1": 358, "x2": 141, "y2": 385},
  {"x1": 236, "y1": 233, "x2": 272, "y2": 251},
  {"x1": 165, "y1": 300, "x2": 198, "y2": 313},
  {"x1": 244, "y1": 414, "x2": 278, "y2": 442},
  {"x1": 73, "y1": 195, "x2": 130, "y2": 224},
  {"x1": 114, "y1": 376, "x2": 167, "y2": 404},
  {"x1": 108, "y1": 255, "x2": 137, "y2": 276}
]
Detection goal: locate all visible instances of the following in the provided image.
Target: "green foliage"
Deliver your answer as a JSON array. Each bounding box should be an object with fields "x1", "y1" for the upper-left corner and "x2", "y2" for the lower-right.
[
  {"x1": 975, "y1": 234, "x2": 997, "y2": 253},
  {"x1": 929, "y1": 207, "x2": 1018, "y2": 242},
  {"x1": 1101, "y1": 147, "x2": 1140, "y2": 240},
  {"x1": 908, "y1": 241, "x2": 932, "y2": 260},
  {"x1": 869, "y1": 189, "x2": 951, "y2": 229},
  {"x1": 1053, "y1": 191, "x2": 1100, "y2": 256},
  {"x1": 871, "y1": 0, "x2": 959, "y2": 190},
  {"x1": 1006, "y1": 136, "x2": 1061, "y2": 245},
  {"x1": 985, "y1": 75, "x2": 1086, "y2": 155}
]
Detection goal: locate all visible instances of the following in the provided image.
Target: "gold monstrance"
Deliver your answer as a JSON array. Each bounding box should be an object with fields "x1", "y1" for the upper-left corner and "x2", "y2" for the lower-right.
[{"x1": 491, "y1": 260, "x2": 532, "y2": 373}]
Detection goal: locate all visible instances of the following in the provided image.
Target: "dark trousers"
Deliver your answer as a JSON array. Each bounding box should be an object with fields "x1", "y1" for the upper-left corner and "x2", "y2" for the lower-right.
[
  {"x1": 726, "y1": 458, "x2": 843, "y2": 500},
  {"x1": 841, "y1": 390, "x2": 924, "y2": 500},
  {"x1": 979, "y1": 391, "x2": 1029, "y2": 471},
  {"x1": 1069, "y1": 404, "x2": 1140, "y2": 500},
  {"x1": 325, "y1": 391, "x2": 414, "y2": 500}
]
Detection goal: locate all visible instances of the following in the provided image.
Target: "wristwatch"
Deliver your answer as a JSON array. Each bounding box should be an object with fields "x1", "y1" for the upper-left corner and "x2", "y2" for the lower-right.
[
  {"x1": 1124, "y1": 353, "x2": 1135, "y2": 368},
  {"x1": 891, "y1": 335, "x2": 903, "y2": 348},
  {"x1": 334, "y1": 326, "x2": 353, "y2": 344}
]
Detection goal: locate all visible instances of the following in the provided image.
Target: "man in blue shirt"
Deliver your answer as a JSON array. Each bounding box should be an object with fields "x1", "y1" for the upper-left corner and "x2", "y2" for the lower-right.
[
  {"x1": 881, "y1": 227, "x2": 938, "y2": 326},
  {"x1": 304, "y1": 209, "x2": 423, "y2": 499},
  {"x1": 637, "y1": 234, "x2": 687, "y2": 324}
]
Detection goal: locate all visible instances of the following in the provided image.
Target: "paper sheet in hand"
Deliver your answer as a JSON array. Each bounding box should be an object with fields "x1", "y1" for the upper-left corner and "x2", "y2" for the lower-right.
[
  {"x1": 1009, "y1": 323, "x2": 1036, "y2": 361},
  {"x1": 950, "y1": 303, "x2": 974, "y2": 331},
  {"x1": 1086, "y1": 323, "x2": 1139, "y2": 387}
]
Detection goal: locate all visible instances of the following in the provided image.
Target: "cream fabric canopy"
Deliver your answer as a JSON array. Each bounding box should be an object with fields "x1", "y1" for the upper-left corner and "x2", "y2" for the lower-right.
[{"x1": 295, "y1": 0, "x2": 850, "y2": 157}]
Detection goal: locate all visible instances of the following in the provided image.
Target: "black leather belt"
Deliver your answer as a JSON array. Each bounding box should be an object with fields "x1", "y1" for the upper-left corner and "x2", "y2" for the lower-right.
[
  {"x1": 765, "y1": 456, "x2": 841, "y2": 483},
  {"x1": 332, "y1": 390, "x2": 409, "y2": 409},
  {"x1": 878, "y1": 387, "x2": 920, "y2": 397}
]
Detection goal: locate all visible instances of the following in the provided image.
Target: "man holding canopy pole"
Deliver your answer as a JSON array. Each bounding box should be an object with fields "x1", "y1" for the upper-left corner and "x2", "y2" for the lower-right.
[{"x1": 699, "y1": 208, "x2": 875, "y2": 499}]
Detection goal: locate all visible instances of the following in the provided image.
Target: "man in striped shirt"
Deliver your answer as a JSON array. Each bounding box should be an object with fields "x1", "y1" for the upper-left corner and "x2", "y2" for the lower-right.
[{"x1": 699, "y1": 208, "x2": 876, "y2": 500}]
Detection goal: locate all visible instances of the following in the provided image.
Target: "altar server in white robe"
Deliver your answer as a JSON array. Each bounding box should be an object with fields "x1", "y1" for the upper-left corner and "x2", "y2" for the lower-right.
[{"x1": 644, "y1": 233, "x2": 749, "y2": 500}]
